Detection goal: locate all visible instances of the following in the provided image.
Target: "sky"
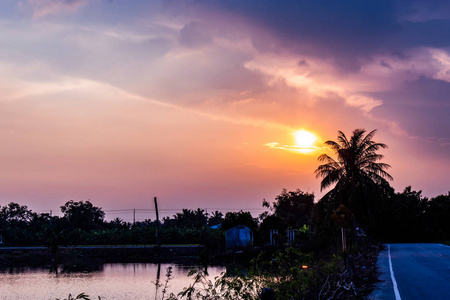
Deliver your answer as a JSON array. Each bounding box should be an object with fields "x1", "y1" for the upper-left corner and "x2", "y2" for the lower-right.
[{"x1": 0, "y1": 0, "x2": 449, "y2": 219}]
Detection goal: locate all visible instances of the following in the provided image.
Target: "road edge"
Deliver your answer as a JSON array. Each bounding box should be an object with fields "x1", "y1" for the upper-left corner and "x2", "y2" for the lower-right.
[{"x1": 367, "y1": 245, "x2": 396, "y2": 300}]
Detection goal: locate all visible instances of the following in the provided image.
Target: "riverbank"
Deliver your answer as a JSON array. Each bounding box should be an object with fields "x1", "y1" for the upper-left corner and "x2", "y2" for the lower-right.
[
  {"x1": 0, "y1": 243, "x2": 382, "y2": 299},
  {"x1": 0, "y1": 244, "x2": 206, "y2": 267}
]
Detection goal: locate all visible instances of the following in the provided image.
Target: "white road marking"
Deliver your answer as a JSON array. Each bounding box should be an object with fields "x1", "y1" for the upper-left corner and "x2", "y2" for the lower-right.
[{"x1": 388, "y1": 245, "x2": 402, "y2": 300}]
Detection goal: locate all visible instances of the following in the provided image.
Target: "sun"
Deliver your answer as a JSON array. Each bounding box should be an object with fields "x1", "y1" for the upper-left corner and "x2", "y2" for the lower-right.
[
  {"x1": 265, "y1": 129, "x2": 319, "y2": 154},
  {"x1": 294, "y1": 130, "x2": 317, "y2": 152}
]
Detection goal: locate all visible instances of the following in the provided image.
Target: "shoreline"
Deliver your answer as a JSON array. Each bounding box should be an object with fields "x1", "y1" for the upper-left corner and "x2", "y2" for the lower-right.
[{"x1": 0, "y1": 244, "x2": 209, "y2": 267}]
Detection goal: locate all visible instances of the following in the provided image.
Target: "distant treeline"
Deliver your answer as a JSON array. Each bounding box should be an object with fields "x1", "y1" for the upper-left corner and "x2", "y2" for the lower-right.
[
  {"x1": 0, "y1": 201, "x2": 222, "y2": 248},
  {"x1": 0, "y1": 186, "x2": 449, "y2": 249}
]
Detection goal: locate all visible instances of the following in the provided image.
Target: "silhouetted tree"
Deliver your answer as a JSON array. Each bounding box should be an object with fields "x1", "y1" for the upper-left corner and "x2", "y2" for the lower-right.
[
  {"x1": 106, "y1": 217, "x2": 130, "y2": 230},
  {"x1": 264, "y1": 189, "x2": 314, "y2": 228},
  {"x1": 0, "y1": 203, "x2": 38, "y2": 245},
  {"x1": 208, "y1": 210, "x2": 224, "y2": 227},
  {"x1": 60, "y1": 200, "x2": 105, "y2": 231},
  {"x1": 380, "y1": 186, "x2": 427, "y2": 242},
  {"x1": 0, "y1": 202, "x2": 35, "y2": 222},
  {"x1": 315, "y1": 129, "x2": 393, "y2": 231},
  {"x1": 423, "y1": 192, "x2": 450, "y2": 241},
  {"x1": 164, "y1": 208, "x2": 207, "y2": 228},
  {"x1": 222, "y1": 210, "x2": 258, "y2": 231}
]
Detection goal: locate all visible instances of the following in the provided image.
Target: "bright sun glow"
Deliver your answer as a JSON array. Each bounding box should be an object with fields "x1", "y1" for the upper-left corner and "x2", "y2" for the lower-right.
[{"x1": 294, "y1": 130, "x2": 317, "y2": 153}]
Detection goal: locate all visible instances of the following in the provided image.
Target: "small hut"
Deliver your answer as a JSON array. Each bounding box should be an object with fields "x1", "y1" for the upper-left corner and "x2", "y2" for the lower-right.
[{"x1": 225, "y1": 225, "x2": 253, "y2": 249}]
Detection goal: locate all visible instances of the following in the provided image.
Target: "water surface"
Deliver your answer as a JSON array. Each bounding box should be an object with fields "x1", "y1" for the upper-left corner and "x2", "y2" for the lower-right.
[{"x1": 0, "y1": 263, "x2": 225, "y2": 299}]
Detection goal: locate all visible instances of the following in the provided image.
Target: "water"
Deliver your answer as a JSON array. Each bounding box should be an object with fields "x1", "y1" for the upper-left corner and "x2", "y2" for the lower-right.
[{"x1": 0, "y1": 263, "x2": 225, "y2": 299}]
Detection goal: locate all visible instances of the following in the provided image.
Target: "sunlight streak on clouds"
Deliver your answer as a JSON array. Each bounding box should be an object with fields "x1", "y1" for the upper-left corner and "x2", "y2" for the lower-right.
[
  {"x1": 244, "y1": 54, "x2": 383, "y2": 113},
  {"x1": 264, "y1": 142, "x2": 327, "y2": 154}
]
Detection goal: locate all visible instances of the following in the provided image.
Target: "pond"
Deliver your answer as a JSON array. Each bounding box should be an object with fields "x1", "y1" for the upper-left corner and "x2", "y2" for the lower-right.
[{"x1": 0, "y1": 263, "x2": 226, "y2": 299}]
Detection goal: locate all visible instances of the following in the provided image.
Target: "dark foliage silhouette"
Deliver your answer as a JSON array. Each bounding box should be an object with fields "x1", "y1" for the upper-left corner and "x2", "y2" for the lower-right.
[{"x1": 315, "y1": 129, "x2": 393, "y2": 231}]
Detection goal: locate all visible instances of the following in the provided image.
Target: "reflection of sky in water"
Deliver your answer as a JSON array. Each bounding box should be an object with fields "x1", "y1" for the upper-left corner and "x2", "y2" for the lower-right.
[{"x1": 0, "y1": 263, "x2": 225, "y2": 299}]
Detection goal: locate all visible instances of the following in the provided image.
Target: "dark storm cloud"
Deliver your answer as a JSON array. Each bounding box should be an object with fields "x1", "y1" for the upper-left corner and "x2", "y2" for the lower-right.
[
  {"x1": 177, "y1": 0, "x2": 450, "y2": 72},
  {"x1": 372, "y1": 76, "x2": 450, "y2": 140},
  {"x1": 203, "y1": 0, "x2": 397, "y2": 69},
  {"x1": 395, "y1": 19, "x2": 450, "y2": 48}
]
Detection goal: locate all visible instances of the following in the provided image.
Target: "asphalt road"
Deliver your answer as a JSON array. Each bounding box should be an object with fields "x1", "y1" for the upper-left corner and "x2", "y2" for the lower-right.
[{"x1": 369, "y1": 243, "x2": 450, "y2": 300}]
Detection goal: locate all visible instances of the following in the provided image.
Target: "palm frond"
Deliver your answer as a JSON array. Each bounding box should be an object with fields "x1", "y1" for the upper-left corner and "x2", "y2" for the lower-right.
[
  {"x1": 360, "y1": 129, "x2": 377, "y2": 146},
  {"x1": 360, "y1": 153, "x2": 384, "y2": 161},
  {"x1": 352, "y1": 128, "x2": 366, "y2": 143},
  {"x1": 317, "y1": 154, "x2": 336, "y2": 163},
  {"x1": 364, "y1": 142, "x2": 388, "y2": 153},
  {"x1": 319, "y1": 169, "x2": 342, "y2": 191},
  {"x1": 324, "y1": 140, "x2": 341, "y2": 152},
  {"x1": 337, "y1": 131, "x2": 350, "y2": 148}
]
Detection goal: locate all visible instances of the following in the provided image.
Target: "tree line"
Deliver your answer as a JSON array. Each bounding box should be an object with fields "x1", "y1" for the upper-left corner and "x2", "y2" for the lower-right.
[
  {"x1": 0, "y1": 186, "x2": 448, "y2": 249},
  {"x1": 0, "y1": 194, "x2": 312, "y2": 249},
  {"x1": 0, "y1": 129, "x2": 448, "y2": 251}
]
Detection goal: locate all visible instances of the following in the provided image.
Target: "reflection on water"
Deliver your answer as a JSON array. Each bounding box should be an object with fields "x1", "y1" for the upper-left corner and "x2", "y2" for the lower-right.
[{"x1": 0, "y1": 263, "x2": 225, "y2": 300}]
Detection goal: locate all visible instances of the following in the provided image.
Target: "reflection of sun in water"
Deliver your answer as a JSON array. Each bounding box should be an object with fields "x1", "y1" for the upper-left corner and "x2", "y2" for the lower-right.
[{"x1": 294, "y1": 130, "x2": 317, "y2": 153}]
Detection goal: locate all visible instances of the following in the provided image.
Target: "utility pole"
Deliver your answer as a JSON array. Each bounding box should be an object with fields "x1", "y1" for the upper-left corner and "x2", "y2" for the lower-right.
[
  {"x1": 133, "y1": 209, "x2": 136, "y2": 225},
  {"x1": 204, "y1": 208, "x2": 208, "y2": 247},
  {"x1": 154, "y1": 197, "x2": 161, "y2": 253}
]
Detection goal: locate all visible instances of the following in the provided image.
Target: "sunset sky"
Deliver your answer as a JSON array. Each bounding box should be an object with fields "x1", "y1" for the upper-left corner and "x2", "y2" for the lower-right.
[{"x1": 0, "y1": 0, "x2": 449, "y2": 219}]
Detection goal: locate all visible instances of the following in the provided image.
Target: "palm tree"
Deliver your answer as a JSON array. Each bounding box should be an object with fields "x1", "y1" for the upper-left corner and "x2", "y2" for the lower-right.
[{"x1": 314, "y1": 129, "x2": 393, "y2": 229}]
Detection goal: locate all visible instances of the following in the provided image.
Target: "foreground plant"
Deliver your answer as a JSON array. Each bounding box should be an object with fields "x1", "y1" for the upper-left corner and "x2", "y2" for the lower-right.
[
  {"x1": 56, "y1": 293, "x2": 97, "y2": 300},
  {"x1": 155, "y1": 266, "x2": 175, "y2": 300},
  {"x1": 169, "y1": 247, "x2": 347, "y2": 300},
  {"x1": 173, "y1": 267, "x2": 263, "y2": 300}
]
